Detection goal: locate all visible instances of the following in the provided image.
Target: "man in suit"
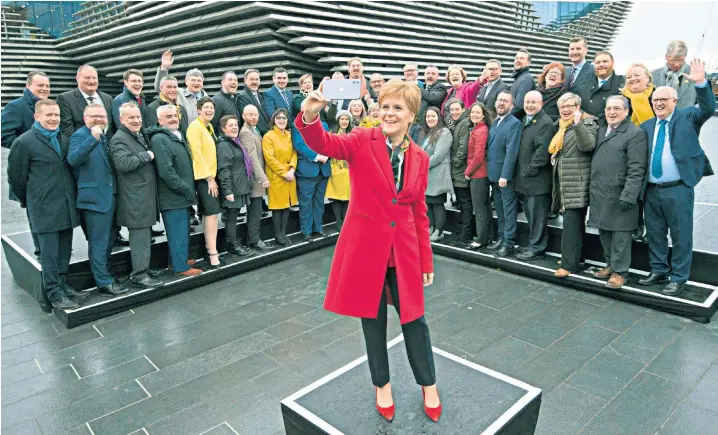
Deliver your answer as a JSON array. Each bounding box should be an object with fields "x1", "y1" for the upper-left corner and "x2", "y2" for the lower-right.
[
  {"x1": 2, "y1": 71, "x2": 50, "y2": 148},
  {"x1": 565, "y1": 37, "x2": 596, "y2": 104},
  {"x1": 237, "y1": 68, "x2": 271, "y2": 135},
  {"x1": 515, "y1": 91, "x2": 554, "y2": 261},
  {"x1": 67, "y1": 104, "x2": 129, "y2": 296},
  {"x1": 403, "y1": 63, "x2": 424, "y2": 88},
  {"x1": 153, "y1": 50, "x2": 208, "y2": 123},
  {"x1": 652, "y1": 40, "x2": 698, "y2": 109},
  {"x1": 637, "y1": 59, "x2": 715, "y2": 296},
  {"x1": 2, "y1": 70, "x2": 50, "y2": 256},
  {"x1": 109, "y1": 103, "x2": 163, "y2": 290},
  {"x1": 211, "y1": 71, "x2": 240, "y2": 132},
  {"x1": 589, "y1": 96, "x2": 648, "y2": 290},
  {"x1": 111, "y1": 69, "x2": 147, "y2": 130},
  {"x1": 264, "y1": 67, "x2": 295, "y2": 121},
  {"x1": 582, "y1": 51, "x2": 625, "y2": 124},
  {"x1": 419, "y1": 65, "x2": 447, "y2": 122},
  {"x1": 145, "y1": 75, "x2": 189, "y2": 133},
  {"x1": 510, "y1": 49, "x2": 535, "y2": 119},
  {"x1": 238, "y1": 105, "x2": 272, "y2": 250},
  {"x1": 369, "y1": 73, "x2": 385, "y2": 102},
  {"x1": 477, "y1": 59, "x2": 510, "y2": 117},
  {"x1": 58, "y1": 64, "x2": 115, "y2": 138},
  {"x1": 486, "y1": 91, "x2": 522, "y2": 257},
  {"x1": 292, "y1": 119, "x2": 331, "y2": 241},
  {"x1": 7, "y1": 100, "x2": 90, "y2": 311}
]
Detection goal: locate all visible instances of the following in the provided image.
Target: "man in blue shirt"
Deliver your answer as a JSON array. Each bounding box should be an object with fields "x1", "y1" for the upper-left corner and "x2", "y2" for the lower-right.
[{"x1": 637, "y1": 59, "x2": 715, "y2": 296}]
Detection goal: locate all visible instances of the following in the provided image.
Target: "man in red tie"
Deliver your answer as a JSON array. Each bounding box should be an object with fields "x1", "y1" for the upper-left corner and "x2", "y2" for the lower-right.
[{"x1": 111, "y1": 69, "x2": 147, "y2": 130}]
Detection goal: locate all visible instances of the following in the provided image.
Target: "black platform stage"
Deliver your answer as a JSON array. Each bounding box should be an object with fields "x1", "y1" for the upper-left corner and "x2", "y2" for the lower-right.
[
  {"x1": 1, "y1": 208, "x2": 339, "y2": 328},
  {"x1": 281, "y1": 335, "x2": 542, "y2": 434}
]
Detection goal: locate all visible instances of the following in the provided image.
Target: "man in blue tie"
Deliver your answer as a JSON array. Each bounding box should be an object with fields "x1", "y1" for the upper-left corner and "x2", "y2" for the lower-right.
[
  {"x1": 637, "y1": 59, "x2": 715, "y2": 296},
  {"x1": 264, "y1": 67, "x2": 295, "y2": 122}
]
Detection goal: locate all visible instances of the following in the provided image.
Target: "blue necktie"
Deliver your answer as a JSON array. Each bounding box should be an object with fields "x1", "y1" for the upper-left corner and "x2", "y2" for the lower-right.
[
  {"x1": 652, "y1": 120, "x2": 667, "y2": 178},
  {"x1": 599, "y1": 79, "x2": 606, "y2": 87}
]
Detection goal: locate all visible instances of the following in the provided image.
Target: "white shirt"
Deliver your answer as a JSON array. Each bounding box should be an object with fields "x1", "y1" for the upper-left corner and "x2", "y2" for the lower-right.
[{"x1": 81, "y1": 90, "x2": 104, "y2": 110}]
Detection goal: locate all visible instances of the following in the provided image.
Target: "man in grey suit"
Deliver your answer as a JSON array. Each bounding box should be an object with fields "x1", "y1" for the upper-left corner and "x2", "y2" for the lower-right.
[
  {"x1": 477, "y1": 59, "x2": 509, "y2": 117},
  {"x1": 651, "y1": 40, "x2": 698, "y2": 109}
]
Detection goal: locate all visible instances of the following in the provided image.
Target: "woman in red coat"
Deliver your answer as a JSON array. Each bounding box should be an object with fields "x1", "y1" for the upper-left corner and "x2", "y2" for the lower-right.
[{"x1": 296, "y1": 80, "x2": 441, "y2": 422}]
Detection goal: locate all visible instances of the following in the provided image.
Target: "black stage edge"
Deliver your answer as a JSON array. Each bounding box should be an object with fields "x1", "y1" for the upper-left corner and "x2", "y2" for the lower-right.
[
  {"x1": 433, "y1": 235, "x2": 718, "y2": 323},
  {"x1": 1, "y1": 207, "x2": 339, "y2": 328},
  {"x1": 281, "y1": 335, "x2": 542, "y2": 434}
]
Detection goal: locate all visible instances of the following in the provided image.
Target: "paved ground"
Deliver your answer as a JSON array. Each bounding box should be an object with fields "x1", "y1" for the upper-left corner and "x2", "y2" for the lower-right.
[{"x1": 1, "y1": 118, "x2": 718, "y2": 434}]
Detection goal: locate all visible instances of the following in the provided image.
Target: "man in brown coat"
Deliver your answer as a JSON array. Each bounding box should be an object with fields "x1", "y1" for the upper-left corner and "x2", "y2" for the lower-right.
[{"x1": 238, "y1": 104, "x2": 271, "y2": 250}]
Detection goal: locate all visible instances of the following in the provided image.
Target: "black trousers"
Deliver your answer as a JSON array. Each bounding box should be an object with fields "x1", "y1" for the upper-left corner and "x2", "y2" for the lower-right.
[
  {"x1": 469, "y1": 178, "x2": 492, "y2": 244},
  {"x1": 523, "y1": 193, "x2": 550, "y2": 254},
  {"x1": 361, "y1": 268, "x2": 436, "y2": 387},
  {"x1": 246, "y1": 197, "x2": 263, "y2": 245},
  {"x1": 224, "y1": 208, "x2": 246, "y2": 246},
  {"x1": 427, "y1": 203, "x2": 447, "y2": 233},
  {"x1": 561, "y1": 207, "x2": 587, "y2": 273},
  {"x1": 37, "y1": 228, "x2": 74, "y2": 303},
  {"x1": 454, "y1": 186, "x2": 474, "y2": 241},
  {"x1": 332, "y1": 200, "x2": 349, "y2": 231},
  {"x1": 599, "y1": 230, "x2": 632, "y2": 274}
]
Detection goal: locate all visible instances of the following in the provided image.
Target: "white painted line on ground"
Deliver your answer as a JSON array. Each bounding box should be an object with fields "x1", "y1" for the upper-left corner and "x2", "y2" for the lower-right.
[
  {"x1": 696, "y1": 201, "x2": 718, "y2": 206},
  {"x1": 92, "y1": 324, "x2": 104, "y2": 338},
  {"x1": 85, "y1": 422, "x2": 96, "y2": 435},
  {"x1": 34, "y1": 358, "x2": 44, "y2": 374},
  {"x1": 135, "y1": 378, "x2": 152, "y2": 398},
  {"x1": 224, "y1": 422, "x2": 240, "y2": 435},
  {"x1": 1, "y1": 235, "x2": 41, "y2": 269},
  {"x1": 69, "y1": 363, "x2": 81, "y2": 380},
  {"x1": 144, "y1": 355, "x2": 160, "y2": 372}
]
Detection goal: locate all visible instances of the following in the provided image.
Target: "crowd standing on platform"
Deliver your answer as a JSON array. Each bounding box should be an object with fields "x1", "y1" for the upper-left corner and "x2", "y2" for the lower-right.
[{"x1": 1, "y1": 37, "x2": 715, "y2": 312}]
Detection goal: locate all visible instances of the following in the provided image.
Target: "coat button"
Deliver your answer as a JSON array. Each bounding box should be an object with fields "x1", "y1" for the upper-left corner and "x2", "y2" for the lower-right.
[
  {"x1": 390, "y1": 221, "x2": 395, "y2": 227},
  {"x1": 392, "y1": 198, "x2": 397, "y2": 204}
]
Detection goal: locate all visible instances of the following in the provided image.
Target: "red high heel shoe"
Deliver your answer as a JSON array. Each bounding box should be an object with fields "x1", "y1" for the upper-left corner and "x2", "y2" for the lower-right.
[
  {"x1": 375, "y1": 387, "x2": 395, "y2": 422},
  {"x1": 422, "y1": 386, "x2": 442, "y2": 422}
]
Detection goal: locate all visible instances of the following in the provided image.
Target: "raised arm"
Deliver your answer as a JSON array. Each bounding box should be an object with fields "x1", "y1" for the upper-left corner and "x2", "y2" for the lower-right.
[
  {"x1": 574, "y1": 118, "x2": 599, "y2": 153},
  {"x1": 68, "y1": 130, "x2": 102, "y2": 168},
  {"x1": 682, "y1": 59, "x2": 716, "y2": 126}
]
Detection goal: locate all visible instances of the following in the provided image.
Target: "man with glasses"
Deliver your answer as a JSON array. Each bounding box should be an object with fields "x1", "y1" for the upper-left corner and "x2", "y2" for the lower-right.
[
  {"x1": 588, "y1": 96, "x2": 647, "y2": 289},
  {"x1": 153, "y1": 50, "x2": 208, "y2": 123},
  {"x1": 368, "y1": 73, "x2": 385, "y2": 102},
  {"x1": 477, "y1": 59, "x2": 509, "y2": 117},
  {"x1": 637, "y1": 59, "x2": 715, "y2": 296},
  {"x1": 652, "y1": 40, "x2": 698, "y2": 109},
  {"x1": 403, "y1": 63, "x2": 424, "y2": 88},
  {"x1": 68, "y1": 104, "x2": 129, "y2": 297},
  {"x1": 145, "y1": 76, "x2": 190, "y2": 133}
]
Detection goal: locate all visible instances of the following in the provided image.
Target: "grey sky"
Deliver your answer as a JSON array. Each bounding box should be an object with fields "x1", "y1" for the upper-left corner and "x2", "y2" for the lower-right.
[{"x1": 610, "y1": 1, "x2": 718, "y2": 74}]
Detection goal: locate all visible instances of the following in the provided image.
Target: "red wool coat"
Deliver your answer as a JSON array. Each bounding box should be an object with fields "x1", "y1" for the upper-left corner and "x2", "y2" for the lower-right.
[{"x1": 295, "y1": 113, "x2": 434, "y2": 324}]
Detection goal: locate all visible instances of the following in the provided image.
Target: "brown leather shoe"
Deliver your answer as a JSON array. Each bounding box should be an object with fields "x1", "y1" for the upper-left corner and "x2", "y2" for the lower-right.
[
  {"x1": 594, "y1": 267, "x2": 613, "y2": 280},
  {"x1": 606, "y1": 273, "x2": 625, "y2": 289},
  {"x1": 555, "y1": 268, "x2": 571, "y2": 278},
  {"x1": 179, "y1": 268, "x2": 202, "y2": 277}
]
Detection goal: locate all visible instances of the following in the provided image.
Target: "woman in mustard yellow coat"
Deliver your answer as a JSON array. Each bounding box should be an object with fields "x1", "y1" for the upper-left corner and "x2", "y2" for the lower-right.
[
  {"x1": 262, "y1": 109, "x2": 298, "y2": 245},
  {"x1": 326, "y1": 110, "x2": 352, "y2": 231}
]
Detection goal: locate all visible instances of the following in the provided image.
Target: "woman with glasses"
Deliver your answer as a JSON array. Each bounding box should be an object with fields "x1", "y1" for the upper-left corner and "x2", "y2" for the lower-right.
[
  {"x1": 537, "y1": 62, "x2": 567, "y2": 121},
  {"x1": 441, "y1": 64, "x2": 486, "y2": 128},
  {"x1": 549, "y1": 93, "x2": 599, "y2": 278},
  {"x1": 262, "y1": 109, "x2": 297, "y2": 245},
  {"x1": 187, "y1": 96, "x2": 222, "y2": 269}
]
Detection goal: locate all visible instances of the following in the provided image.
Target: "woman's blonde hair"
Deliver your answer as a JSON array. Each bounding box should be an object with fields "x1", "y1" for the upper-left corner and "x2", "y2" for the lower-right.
[
  {"x1": 377, "y1": 79, "x2": 421, "y2": 119},
  {"x1": 620, "y1": 63, "x2": 654, "y2": 93},
  {"x1": 298, "y1": 73, "x2": 313, "y2": 87}
]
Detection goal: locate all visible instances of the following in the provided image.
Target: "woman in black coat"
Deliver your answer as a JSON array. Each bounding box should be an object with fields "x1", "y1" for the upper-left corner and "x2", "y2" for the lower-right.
[{"x1": 216, "y1": 115, "x2": 254, "y2": 256}]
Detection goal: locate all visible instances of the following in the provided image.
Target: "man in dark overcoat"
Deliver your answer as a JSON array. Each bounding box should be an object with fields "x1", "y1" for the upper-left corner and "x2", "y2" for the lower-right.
[
  {"x1": 588, "y1": 95, "x2": 648, "y2": 289},
  {"x1": 7, "y1": 100, "x2": 90, "y2": 311},
  {"x1": 109, "y1": 102, "x2": 163, "y2": 289},
  {"x1": 515, "y1": 91, "x2": 555, "y2": 261}
]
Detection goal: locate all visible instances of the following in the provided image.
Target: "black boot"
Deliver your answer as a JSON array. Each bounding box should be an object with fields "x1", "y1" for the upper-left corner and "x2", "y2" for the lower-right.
[
  {"x1": 487, "y1": 239, "x2": 504, "y2": 251},
  {"x1": 227, "y1": 241, "x2": 252, "y2": 256},
  {"x1": 272, "y1": 212, "x2": 288, "y2": 245}
]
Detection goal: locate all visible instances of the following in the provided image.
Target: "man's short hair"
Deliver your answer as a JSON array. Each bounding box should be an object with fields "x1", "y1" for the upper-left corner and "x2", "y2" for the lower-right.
[
  {"x1": 76, "y1": 64, "x2": 96, "y2": 75},
  {"x1": 83, "y1": 103, "x2": 106, "y2": 115},
  {"x1": 273, "y1": 67, "x2": 287, "y2": 77},
  {"x1": 498, "y1": 90, "x2": 513, "y2": 102},
  {"x1": 119, "y1": 102, "x2": 140, "y2": 117},
  {"x1": 185, "y1": 68, "x2": 204, "y2": 81},
  {"x1": 221, "y1": 71, "x2": 237, "y2": 81},
  {"x1": 594, "y1": 50, "x2": 614, "y2": 61},
  {"x1": 606, "y1": 95, "x2": 629, "y2": 109},
  {"x1": 159, "y1": 75, "x2": 178, "y2": 87},
  {"x1": 123, "y1": 69, "x2": 143, "y2": 81},
  {"x1": 244, "y1": 68, "x2": 260, "y2": 80},
  {"x1": 156, "y1": 104, "x2": 177, "y2": 117},
  {"x1": 26, "y1": 70, "x2": 48, "y2": 86},
  {"x1": 219, "y1": 115, "x2": 238, "y2": 131},
  {"x1": 403, "y1": 63, "x2": 418, "y2": 71},
  {"x1": 425, "y1": 64, "x2": 440, "y2": 72},
  {"x1": 655, "y1": 86, "x2": 678, "y2": 99},
  {"x1": 569, "y1": 36, "x2": 587, "y2": 47},
  {"x1": 35, "y1": 99, "x2": 58, "y2": 113},
  {"x1": 486, "y1": 59, "x2": 502, "y2": 68},
  {"x1": 347, "y1": 57, "x2": 363, "y2": 67},
  {"x1": 666, "y1": 40, "x2": 688, "y2": 58},
  {"x1": 517, "y1": 49, "x2": 531, "y2": 62},
  {"x1": 242, "y1": 104, "x2": 258, "y2": 115}
]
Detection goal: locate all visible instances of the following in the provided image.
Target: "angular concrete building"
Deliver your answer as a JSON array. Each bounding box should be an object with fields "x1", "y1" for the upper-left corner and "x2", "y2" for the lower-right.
[{"x1": 1, "y1": 1, "x2": 631, "y2": 106}]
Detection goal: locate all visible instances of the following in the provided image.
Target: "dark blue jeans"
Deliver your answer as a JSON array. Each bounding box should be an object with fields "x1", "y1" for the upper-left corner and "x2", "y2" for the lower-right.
[
  {"x1": 82, "y1": 198, "x2": 117, "y2": 288},
  {"x1": 491, "y1": 181, "x2": 517, "y2": 248},
  {"x1": 297, "y1": 175, "x2": 329, "y2": 235},
  {"x1": 162, "y1": 208, "x2": 190, "y2": 273},
  {"x1": 644, "y1": 183, "x2": 694, "y2": 283}
]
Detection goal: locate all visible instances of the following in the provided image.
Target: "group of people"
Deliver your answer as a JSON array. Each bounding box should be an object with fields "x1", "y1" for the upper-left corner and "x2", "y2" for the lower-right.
[{"x1": 2, "y1": 37, "x2": 714, "y2": 313}]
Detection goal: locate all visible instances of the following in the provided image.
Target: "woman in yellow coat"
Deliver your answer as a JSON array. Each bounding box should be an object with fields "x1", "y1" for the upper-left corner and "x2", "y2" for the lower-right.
[
  {"x1": 262, "y1": 108, "x2": 298, "y2": 245},
  {"x1": 326, "y1": 110, "x2": 352, "y2": 231}
]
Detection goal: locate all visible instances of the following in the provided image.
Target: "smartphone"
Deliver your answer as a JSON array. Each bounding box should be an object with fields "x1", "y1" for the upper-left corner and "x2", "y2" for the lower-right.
[{"x1": 322, "y1": 79, "x2": 361, "y2": 101}]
